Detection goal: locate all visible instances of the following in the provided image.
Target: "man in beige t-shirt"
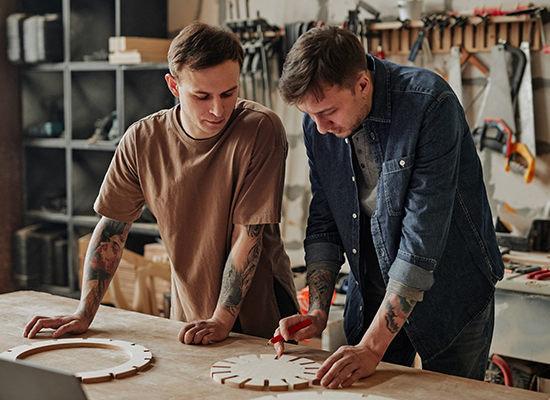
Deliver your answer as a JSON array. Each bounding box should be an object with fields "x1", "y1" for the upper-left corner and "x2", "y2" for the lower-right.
[{"x1": 24, "y1": 22, "x2": 298, "y2": 343}]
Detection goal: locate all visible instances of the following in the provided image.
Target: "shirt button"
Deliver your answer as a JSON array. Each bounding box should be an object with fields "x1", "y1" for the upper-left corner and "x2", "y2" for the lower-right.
[
  {"x1": 352, "y1": 176, "x2": 355, "y2": 181},
  {"x1": 352, "y1": 249, "x2": 357, "y2": 254},
  {"x1": 399, "y1": 160, "x2": 406, "y2": 167},
  {"x1": 352, "y1": 213, "x2": 357, "y2": 219},
  {"x1": 359, "y1": 306, "x2": 363, "y2": 311},
  {"x1": 360, "y1": 163, "x2": 366, "y2": 168},
  {"x1": 355, "y1": 280, "x2": 359, "y2": 285},
  {"x1": 345, "y1": 138, "x2": 349, "y2": 144}
]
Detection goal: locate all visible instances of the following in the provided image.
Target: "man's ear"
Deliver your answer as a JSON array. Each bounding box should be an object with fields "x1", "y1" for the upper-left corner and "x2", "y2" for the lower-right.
[
  {"x1": 357, "y1": 71, "x2": 370, "y2": 97},
  {"x1": 165, "y1": 73, "x2": 180, "y2": 97}
]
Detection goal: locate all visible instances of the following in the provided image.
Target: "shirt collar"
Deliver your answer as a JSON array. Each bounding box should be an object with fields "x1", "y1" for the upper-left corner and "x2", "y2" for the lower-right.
[{"x1": 364, "y1": 53, "x2": 392, "y2": 124}]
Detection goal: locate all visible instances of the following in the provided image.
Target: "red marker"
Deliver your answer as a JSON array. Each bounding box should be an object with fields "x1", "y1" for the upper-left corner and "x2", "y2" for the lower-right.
[{"x1": 267, "y1": 318, "x2": 312, "y2": 345}]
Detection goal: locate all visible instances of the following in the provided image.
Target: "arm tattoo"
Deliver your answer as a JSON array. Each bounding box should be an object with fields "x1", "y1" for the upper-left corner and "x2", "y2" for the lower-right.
[
  {"x1": 384, "y1": 306, "x2": 400, "y2": 334},
  {"x1": 307, "y1": 268, "x2": 338, "y2": 315},
  {"x1": 79, "y1": 218, "x2": 130, "y2": 317},
  {"x1": 219, "y1": 224, "x2": 264, "y2": 317},
  {"x1": 383, "y1": 295, "x2": 417, "y2": 334}
]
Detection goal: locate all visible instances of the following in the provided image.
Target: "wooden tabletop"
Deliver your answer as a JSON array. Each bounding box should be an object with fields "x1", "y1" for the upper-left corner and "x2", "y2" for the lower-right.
[{"x1": 1, "y1": 291, "x2": 546, "y2": 400}]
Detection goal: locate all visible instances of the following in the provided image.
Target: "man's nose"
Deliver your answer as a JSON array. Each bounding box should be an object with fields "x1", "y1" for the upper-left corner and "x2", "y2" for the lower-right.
[
  {"x1": 313, "y1": 116, "x2": 330, "y2": 134},
  {"x1": 210, "y1": 98, "x2": 224, "y2": 117}
]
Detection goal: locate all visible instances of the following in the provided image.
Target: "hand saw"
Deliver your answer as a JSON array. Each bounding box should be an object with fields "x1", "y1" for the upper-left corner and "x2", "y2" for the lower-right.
[{"x1": 472, "y1": 41, "x2": 535, "y2": 183}]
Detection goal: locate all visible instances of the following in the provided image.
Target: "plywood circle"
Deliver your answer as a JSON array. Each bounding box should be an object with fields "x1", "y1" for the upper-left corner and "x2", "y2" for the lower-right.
[
  {"x1": 252, "y1": 392, "x2": 395, "y2": 400},
  {"x1": 211, "y1": 354, "x2": 321, "y2": 391},
  {"x1": 0, "y1": 338, "x2": 152, "y2": 383}
]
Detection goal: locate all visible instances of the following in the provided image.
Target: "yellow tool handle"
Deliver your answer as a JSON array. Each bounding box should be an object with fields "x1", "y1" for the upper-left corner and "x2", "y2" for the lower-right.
[{"x1": 505, "y1": 142, "x2": 535, "y2": 183}]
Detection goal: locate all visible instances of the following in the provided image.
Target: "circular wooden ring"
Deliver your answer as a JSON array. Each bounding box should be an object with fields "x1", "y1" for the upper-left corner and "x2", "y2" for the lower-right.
[{"x1": 0, "y1": 338, "x2": 152, "y2": 383}]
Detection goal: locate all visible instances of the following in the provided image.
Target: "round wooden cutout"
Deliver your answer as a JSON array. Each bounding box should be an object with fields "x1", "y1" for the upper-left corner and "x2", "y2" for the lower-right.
[
  {"x1": 0, "y1": 338, "x2": 152, "y2": 383},
  {"x1": 211, "y1": 354, "x2": 322, "y2": 391},
  {"x1": 251, "y1": 392, "x2": 394, "y2": 400}
]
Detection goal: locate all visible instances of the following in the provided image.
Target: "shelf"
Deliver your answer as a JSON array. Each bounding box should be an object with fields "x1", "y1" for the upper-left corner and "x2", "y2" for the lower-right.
[
  {"x1": 120, "y1": 62, "x2": 169, "y2": 71},
  {"x1": 73, "y1": 215, "x2": 159, "y2": 235},
  {"x1": 19, "y1": 61, "x2": 169, "y2": 72},
  {"x1": 367, "y1": 14, "x2": 542, "y2": 56},
  {"x1": 69, "y1": 61, "x2": 116, "y2": 71},
  {"x1": 24, "y1": 138, "x2": 68, "y2": 148},
  {"x1": 69, "y1": 61, "x2": 169, "y2": 71},
  {"x1": 22, "y1": 63, "x2": 65, "y2": 72},
  {"x1": 26, "y1": 210, "x2": 69, "y2": 224},
  {"x1": 71, "y1": 139, "x2": 118, "y2": 151}
]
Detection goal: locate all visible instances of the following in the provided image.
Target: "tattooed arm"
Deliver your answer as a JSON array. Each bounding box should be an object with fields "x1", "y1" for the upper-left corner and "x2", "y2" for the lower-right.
[
  {"x1": 315, "y1": 291, "x2": 417, "y2": 389},
  {"x1": 24, "y1": 217, "x2": 131, "y2": 338},
  {"x1": 177, "y1": 223, "x2": 264, "y2": 345}
]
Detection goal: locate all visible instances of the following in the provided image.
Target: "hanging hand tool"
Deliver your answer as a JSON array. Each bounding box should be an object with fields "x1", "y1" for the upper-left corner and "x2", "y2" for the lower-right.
[
  {"x1": 408, "y1": 26, "x2": 425, "y2": 62},
  {"x1": 240, "y1": 42, "x2": 253, "y2": 99},
  {"x1": 535, "y1": 8, "x2": 550, "y2": 54},
  {"x1": 473, "y1": 117, "x2": 535, "y2": 183},
  {"x1": 517, "y1": 42, "x2": 537, "y2": 159},
  {"x1": 472, "y1": 41, "x2": 536, "y2": 183},
  {"x1": 446, "y1": 46, "x2": 489, "y2": 105}
]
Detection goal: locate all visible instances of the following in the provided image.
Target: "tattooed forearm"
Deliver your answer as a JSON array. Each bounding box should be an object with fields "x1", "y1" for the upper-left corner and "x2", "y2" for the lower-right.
[
  {"x1": 307, "y1": 268, "x2": 338, "y2": 315},
  {"x1": 219, "y1": 224, "x2": 264, "y2": 317},
  {"x1": 246, "y1": 225, "x2": 262, "y2": 238},
  {"x1": 79, "y1": 218, "x2": 131, "y2": 317},
  {"x1": 384, "y1": 306, "x2": 400, "y2": 333},
  {"x1": 383, "y1": 294, "x2": 417, "y2": 335}
]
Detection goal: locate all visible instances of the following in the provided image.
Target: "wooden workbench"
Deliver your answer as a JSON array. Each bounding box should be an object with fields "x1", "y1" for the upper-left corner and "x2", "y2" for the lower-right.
[{"x1": 1, "y1": 291, "x2": 546, "y2": 400}]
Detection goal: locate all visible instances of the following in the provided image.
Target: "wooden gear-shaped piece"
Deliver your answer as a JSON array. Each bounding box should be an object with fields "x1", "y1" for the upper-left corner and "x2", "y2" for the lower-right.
[
  {"x1": 0, "y1": 338, "x2": 152, "y2": 383},
  {"x1": 211, "y1": 354, "x2": 321, "y2": 391},
  {"x1": 251, "y1": 391, "x2": 396, "y2": 399}
]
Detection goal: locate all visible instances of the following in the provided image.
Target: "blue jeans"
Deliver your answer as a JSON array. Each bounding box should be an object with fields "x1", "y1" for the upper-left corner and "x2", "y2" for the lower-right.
[{"x1": 382, "y1": 296, "x2": 495, "y2": 381}]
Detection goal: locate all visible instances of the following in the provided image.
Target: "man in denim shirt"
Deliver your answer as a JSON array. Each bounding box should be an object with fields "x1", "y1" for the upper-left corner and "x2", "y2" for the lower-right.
[{"x1": 274, "y1": 26, "x2": 504, "y2": 389}]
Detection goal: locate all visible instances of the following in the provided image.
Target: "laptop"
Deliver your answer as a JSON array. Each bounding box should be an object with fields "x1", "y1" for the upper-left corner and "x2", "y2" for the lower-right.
[{"x1": 0, "y1": 357, "x2": 88, "y2": 400}]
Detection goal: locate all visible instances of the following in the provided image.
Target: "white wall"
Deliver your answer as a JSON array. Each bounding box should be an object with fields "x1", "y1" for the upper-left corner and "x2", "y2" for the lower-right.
[{"x1": 169, "y1": 0, "x2": 550, "y2": 229}]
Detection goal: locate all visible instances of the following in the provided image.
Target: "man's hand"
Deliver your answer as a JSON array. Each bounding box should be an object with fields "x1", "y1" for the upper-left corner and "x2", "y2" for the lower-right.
[
  {"x1": 177, "y1": 317, "x2": 232, "y2": 345},
  {"x1": 23, "y1": 313, "x2": 90, "y2": 339},
  {"x1": 315, "y1": 291, "x2": 418, "y2": 389},
  {"x1": 274, "y1": 310, "x2": 327, "y2": 357},
  {"x1": 316, "y1": 343, "x2": 380, "y2": 389}
]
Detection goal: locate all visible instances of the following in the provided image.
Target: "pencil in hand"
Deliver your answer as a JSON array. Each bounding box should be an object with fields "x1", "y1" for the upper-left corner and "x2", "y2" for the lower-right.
[{"x1": 267, "y1": 318, "x2": 312, "y2": 345}]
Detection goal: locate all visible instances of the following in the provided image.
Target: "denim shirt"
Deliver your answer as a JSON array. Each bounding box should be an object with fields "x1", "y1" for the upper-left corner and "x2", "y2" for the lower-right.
[{"x1": 303, "y1": 55, "x2": 504, "y2": 362}]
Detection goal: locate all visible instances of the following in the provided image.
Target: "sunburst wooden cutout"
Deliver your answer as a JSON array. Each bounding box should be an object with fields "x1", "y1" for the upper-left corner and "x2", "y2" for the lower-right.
[
  {"x1": 252, "y1": 392, "x2": 396, "y2": 400},
  {"x1": 211, "y1": 354, "x2": 321, "y2": 391}
]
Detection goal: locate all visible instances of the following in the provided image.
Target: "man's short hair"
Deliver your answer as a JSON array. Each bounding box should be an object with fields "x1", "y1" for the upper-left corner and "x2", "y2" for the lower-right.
[
  {"x1": 168, "y1": 21, "x2": 244, "y2": 81},
  {"x1": 279, "y1": 26, "x2": 368, "y2": 105}
]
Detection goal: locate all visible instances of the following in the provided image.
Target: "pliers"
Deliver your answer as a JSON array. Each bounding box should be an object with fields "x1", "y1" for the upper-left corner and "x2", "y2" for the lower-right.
[{"x1": 525, "y1": 268, "x2": 550, "y2": 280}]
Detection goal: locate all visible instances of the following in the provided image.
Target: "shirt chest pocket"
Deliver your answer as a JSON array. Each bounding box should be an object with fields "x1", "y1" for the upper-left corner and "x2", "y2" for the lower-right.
[{"x1": 382, "y1": 154, "x2": 415, "y2": 216}]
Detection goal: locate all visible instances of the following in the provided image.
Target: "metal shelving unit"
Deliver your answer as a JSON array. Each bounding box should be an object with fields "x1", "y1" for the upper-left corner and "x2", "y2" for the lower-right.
[{"x1": 19, "y1": 0, "x2": 170, "y2": 296}]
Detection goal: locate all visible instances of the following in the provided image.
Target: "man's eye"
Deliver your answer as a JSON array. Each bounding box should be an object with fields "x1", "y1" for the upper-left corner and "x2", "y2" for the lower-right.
[
  {"x1": 196, "y1": 95, "x2": 209, "y2": 100},
  {"x1": 221, "y1": 91, "x2": 235, "y2": 98}
]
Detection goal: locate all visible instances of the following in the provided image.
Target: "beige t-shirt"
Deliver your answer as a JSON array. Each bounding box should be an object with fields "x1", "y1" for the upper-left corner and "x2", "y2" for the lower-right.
[{"x1": 94, "y1": 99, "x2": 297, "y2": 338}]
